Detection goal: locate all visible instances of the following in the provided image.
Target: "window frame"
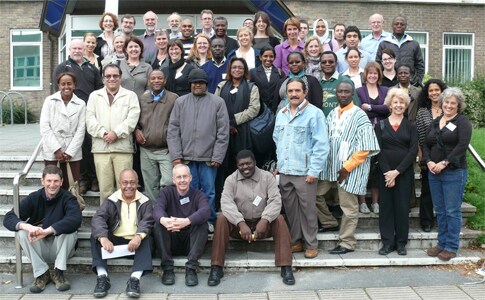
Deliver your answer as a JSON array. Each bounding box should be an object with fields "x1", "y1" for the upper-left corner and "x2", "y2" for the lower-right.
[
  {"x1": 10, "y1": 29, "x2": 43, "y2": 91},
  {"x1": 407, "y1": 31, "x2": 429, "y2": 76},
  {"x1": 442, "y1": 32, "x2": 475, "y2": 83}
]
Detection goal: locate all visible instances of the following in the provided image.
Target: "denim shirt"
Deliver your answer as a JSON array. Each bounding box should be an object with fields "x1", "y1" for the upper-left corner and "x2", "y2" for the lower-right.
[{"x1": 273, "y1": 100, "x2": 329, "y2": 177}]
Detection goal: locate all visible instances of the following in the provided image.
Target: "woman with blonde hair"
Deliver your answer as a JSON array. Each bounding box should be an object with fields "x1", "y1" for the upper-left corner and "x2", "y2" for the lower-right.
[
  {"x1": 274, "y1": 17, "x2": 304, "y2": 75},
  {"x1": 227, "y1": 27, "x2": 260, "y2": 70},
  {"x1": 375, "y1": 88, "x2": 418, "y2": 256},
  {"x1": 101, "y1": 33, "x2": 126, "y2": 68},
  {"x1": 83, "y1": 32, "x2": 103, "y2": 70},
  {"x1": 187, "y1": 34, "x2": 213, "y2": 67},
  {"x1": 304, "y1": 36, "x2": 324, "y2": 79}
]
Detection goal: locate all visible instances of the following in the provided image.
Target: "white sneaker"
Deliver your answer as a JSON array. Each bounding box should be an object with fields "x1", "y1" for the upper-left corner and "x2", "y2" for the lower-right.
[
  {"x1": 208, "y1": 223, "x2": 214, "y2": 234},
  {"x1": 359, "y1": 203, "x2": 371, "y2": 214},
  {"x1": 371, "y1": 203, "x2": 379, "y2": 214}
]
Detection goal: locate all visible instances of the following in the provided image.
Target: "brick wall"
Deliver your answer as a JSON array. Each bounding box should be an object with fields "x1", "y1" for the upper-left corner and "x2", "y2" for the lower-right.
[
  {"x1": 286, "y1": 0, "x2": 485, "y2": 79},
  {"x1": 0, "y1": 0, "x2": 57, "y2": 121}
]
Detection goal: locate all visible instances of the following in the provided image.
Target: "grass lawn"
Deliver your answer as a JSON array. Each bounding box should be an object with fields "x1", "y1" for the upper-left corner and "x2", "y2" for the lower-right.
[{"x1": 465, "y1": 127, "x2": 485, "y2": 231}]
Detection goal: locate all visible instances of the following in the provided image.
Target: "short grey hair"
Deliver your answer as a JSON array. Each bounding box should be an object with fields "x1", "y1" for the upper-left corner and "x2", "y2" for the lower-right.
[
  {"x1": 439, "y1": 87, "x2": 466, "y2": 113},
  {"x1": 172, "y1": 164, "x2": 191, "y2": 174}
]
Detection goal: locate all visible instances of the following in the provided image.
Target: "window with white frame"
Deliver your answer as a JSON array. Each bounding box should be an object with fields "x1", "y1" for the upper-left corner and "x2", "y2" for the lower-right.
[
  {"x1": 408, "y1": 31, "x2": 428, "y2": 75},
  {"x1": 443, "y1": 33, "x2": 474, "y2": 83},
  {"x1": 10, "y1": 29, "x2": 43, "y2": 90}
]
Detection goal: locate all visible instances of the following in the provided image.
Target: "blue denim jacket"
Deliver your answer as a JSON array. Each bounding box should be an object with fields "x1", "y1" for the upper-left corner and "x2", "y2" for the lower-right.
[{"x1": 273, "y1": 100, "x2": 329, "y2": 177}]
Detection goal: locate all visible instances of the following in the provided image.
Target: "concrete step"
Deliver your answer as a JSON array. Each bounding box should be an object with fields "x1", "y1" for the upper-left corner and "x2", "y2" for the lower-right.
[
  {"x1": 0, "y1": 200, "x2": 478, "y2": 231},
  {"x1": 0, "y1": 185, "x2": 101, "y2": 206},
  {"x1": 0, "y1": 172, "x2": 43, "y2": 186},
  {"x1": 0, "y1": 225, "x2": 482, "y2": 253},
  {"x1": 0, "y1": 244, "x2": 482, "y2": 274},
  {"x1": 0, "y1": 156, "x2": 44, "y2": 172}
]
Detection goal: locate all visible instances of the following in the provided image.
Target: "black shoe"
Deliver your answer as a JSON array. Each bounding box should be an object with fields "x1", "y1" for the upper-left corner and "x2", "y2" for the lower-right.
[
  {"x1": 280, "y1": 266, "x2": 295, "y2": 285},
  {"x1": 185, "y1": 268, "x2": 198, "y2": 286},
  {"x1": 126, "y1": 277, "x2": 141, "y2": 298},
  {"x1": 318, "y1": 225, "x2": 339, "y2": 233},
  {"x1": 378, "y1": 245, "x2": 395, "y2": 255},
  {"x1": 397, "y1": 246, "x2": 407, "y2": 256},
  {"x1": 422, "y1": 225, "x2": 432, "y2": 232},
  {"x1": 329, "y1": 245, "x2": 354, "y2": 255},
  {"x1": 161, "y1": 269, "x2": 175, "y2": 285},
  {"x1": 207, "y1": 266, "x2": 224, "y2": 286},
  {"x1": 93, "y1": 275, "x2": 111, "y2": 298}
]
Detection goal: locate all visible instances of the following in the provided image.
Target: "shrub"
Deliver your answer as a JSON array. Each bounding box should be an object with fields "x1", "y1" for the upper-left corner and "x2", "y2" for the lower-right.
[
  {"x1": 1, "y1": 103, "x2": 35, "y2": 124},
  {"x1": 460, "y1": 74, "x2": 485, "y2": 128}
]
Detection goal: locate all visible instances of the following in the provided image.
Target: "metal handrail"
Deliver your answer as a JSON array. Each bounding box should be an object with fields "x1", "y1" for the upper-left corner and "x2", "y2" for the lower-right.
[
  {"x1": 13, "y1": 139, "x2": 43, "y2": 288},
  {"x1": 0, "y1": 91, "x2": 29, "y2": 125},
  {"x1": 469, "y1": 144, "x2": 485, "y2": 171}
]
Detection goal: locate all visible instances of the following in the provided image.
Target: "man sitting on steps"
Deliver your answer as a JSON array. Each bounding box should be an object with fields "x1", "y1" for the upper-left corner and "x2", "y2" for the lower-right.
[{"x1": 208, "y1": 150, "x2": 295, "y2": 286}]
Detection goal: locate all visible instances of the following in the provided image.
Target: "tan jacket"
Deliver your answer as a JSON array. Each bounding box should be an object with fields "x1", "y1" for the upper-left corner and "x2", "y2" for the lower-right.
[
  {"x1": 221, "y1": 167, "x2": 281, "y2": 225},
  {"x1": 86, "y1": 86, "x2": 140, "y2": 153}
]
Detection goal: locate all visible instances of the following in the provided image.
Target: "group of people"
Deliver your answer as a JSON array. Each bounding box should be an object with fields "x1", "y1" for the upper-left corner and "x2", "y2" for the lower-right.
[{"x1": 5, "y1": 8, "x2": 472, "y2": 299}]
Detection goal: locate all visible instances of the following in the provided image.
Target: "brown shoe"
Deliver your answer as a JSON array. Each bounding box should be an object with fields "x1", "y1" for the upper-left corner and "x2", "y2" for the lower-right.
[
  {"x1": 30, "y1": 270, "x2": 51, "y2": 293},
  {"x1": 304, "y1": 248, "x2": 318, "y2": 258},
  {"x1": 51, "y1": 268, "x2": 70, "y2": 291},
  {"x1": 291, "y1": 242, "x2": 304, "y2": 253},
  {"x1": 437, "y1": 250, "x2": 456, "y2": 261},
  {"x1": 426, "y1": 246, "x2": 443, "y2": 257}
]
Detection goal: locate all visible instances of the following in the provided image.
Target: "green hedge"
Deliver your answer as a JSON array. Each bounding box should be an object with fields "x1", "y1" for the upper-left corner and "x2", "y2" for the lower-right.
[
  {"x1": 460, "y1": 74, "x2": 485, "y2": 128},
  {"x1": 1, "y1": 103, "x2": 35, "y2": 124}
]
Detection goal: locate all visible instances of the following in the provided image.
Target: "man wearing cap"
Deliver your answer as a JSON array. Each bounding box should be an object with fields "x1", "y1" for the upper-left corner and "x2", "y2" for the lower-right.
[{"x1": 167, "y1": 68, "x2": 230, "y2": 232}]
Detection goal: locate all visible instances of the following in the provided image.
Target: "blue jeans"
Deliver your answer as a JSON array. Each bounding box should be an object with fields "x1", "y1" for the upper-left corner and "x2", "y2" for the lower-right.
[
  {"x1": 188, "y1": 161, "x2": 217, "y2": 223},
  {"x1": 428, "y1": 168, "x2": 468, "y2": 253}
]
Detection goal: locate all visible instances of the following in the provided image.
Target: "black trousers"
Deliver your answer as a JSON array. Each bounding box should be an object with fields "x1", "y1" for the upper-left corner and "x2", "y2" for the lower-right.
[
  {"x1": 90, "y1": 232, "x2": 153, "y2": 274},
  {"x1": 378, "y1": 168, "x2": 413, "y2": 248},
  {"x1": 153, "y1": 221, "x2": 208, "y2": 271},
  {"x1": 80, "y1": 132, "x2": 98, "y2": 186},
  {"x1": 419, "y1": 169, "x2": 434, "y2": 227}
]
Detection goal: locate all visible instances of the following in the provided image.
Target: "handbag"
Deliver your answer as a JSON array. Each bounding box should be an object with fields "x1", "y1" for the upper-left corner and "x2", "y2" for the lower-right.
[
  {"x1": 66, "y1": 162, "x2": 86, "y2": 211},
  {"x1": 249, "y1": 103, "x2": 275, "y2": 135}
]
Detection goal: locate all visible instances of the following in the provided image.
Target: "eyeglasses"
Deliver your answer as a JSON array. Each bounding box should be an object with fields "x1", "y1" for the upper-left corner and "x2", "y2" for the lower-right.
[
  {"x1": 104, "y1": 74, "x2": 120, "y2": 79},
  {"x1": 320, "y1": 60, "x2": 335, "y2": 64},
  {"x1": 121, "y1": 180, "x2": 137, "y2": 186},
  {"x1": 174, "y1": 175, "x2": 190, "y2": 181}
]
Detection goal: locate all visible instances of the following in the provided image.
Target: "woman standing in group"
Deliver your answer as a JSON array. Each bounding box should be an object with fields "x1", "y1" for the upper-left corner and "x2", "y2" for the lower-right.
[
  {"x1": 381, "y1": 48, "x2": 398, "y2": 88},
  {"x1": 356, "y1": 62, "x2": 390, "y2": 214},
  {"x1": 40, "y1": 72, "x2": 85, "y2": 190},
  {"x1": 252, "y1": 11, "x2": 280, "y2": 50},
  {"x1": 227, "y1": 27, "x2": 260, "y2": 70},
  {"x1": 94, "y1": 12, "x2": 118, "y2": 58},
  {"x1": 101, "y1": 33, "x2": 126, "y2": 68},
  {"x1": 415, "y1": 79, "x2": 448, "y2": 232},
  {"x1": 375, "y1": 88, "x2": 418, "y2": 256},
  {"x1": 273, "y1": 51, "x2": 322, "y2": 112},
  {"x1": 216, "y1": 57, "x2": 260, "y2": 176},
  {"x1": 274, "y1": 17, "x2": 304, "y2": 76},
  {"x1": 83, "y1": 33, "x2": 103, "y2": 70},
  {"x1": 342, "y1": 47, "x2": 364, "y2": 89},
  {"x1": 151, "y1": 30, "x2": 170, "y2": 70},
  {"x1": 423, "y1": 87, "x2": 472, "y2": 261},
  {"x1": 312, "y1": 18, "x2": 339, "y2": 52},
  {"x1": 304, "y1": 36, "x2": 323, "y2": 79},
  {"x1": 187, "y1": 34, "x2": 212, "y2": 67},
  {"x1": 249, "y1": 45, "x2": 284, "y2": 165},
  {"x1": 163, "y1": 39, "x2": 195, "y2": 96},
  {"x1": 119, "y1": 36, "x2": 152, "y2": 98}
]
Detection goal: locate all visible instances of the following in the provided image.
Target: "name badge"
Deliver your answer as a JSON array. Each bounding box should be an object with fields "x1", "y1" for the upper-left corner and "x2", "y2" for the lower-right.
[
  {"x1": 222, "y1": 73, "x2": 227, "y2": 79},
  {"x1": 446, "y1": 122, "x2": 457, "y2": 132},
  {"x1": 230, "y1": 88, "x2": 238, "y2": 94},
  {"x1": 180, "y1": 197, "x2": 190, "y2": 205},
  {"x1": 253, "y1": 195, "x2": 262, "y2": 206},
  {"x1": 175, "y1": 72, "x2": 183, "y2": 79}
]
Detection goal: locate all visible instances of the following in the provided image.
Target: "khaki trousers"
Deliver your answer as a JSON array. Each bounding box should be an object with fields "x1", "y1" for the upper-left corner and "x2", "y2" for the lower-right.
[
  {"x1": 93, "y1": 153, "x2": 133, "y2": 203},
  {"x1": 317, "y1": 180, "x2": 359, "y2": 250}
]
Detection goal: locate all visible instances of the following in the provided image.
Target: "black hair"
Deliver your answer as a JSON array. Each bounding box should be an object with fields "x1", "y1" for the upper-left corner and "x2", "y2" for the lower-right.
[{"x1": 236, "y1": 149, "x2": 256, "y2": 161}]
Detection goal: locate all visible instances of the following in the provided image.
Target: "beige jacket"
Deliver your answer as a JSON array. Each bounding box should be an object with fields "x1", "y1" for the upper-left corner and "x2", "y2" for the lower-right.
[
  {"x1": 86, "y1": 86, "x2": 140, "y2": 153},
  {"x1": 221, "y1": 167, "x2": 281, "y2": 225},
  {"x1": 39, "y1": 91, "x2": 85, "y2": 161}
]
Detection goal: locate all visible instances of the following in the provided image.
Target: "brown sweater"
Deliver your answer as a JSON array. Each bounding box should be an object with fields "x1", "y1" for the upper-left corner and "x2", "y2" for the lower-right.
[{"x1": 137, "y1": 89, "x2": 178, "y2": 150}]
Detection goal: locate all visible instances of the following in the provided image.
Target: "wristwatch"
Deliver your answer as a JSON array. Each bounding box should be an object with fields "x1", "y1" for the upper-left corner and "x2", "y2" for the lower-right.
[
  {"x1": 367, "y1": 105, "x2": 372, "y2": 112},
  {"x1": 440, "y1": 160, "x2": 449, "y2": 166}
]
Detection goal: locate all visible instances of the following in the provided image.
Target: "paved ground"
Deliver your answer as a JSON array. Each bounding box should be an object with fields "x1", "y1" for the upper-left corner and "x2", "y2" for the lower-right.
[
  {"x1": 1, "y1": 265, "x2": 485, "y2": 298},
  {"x1": 0, "y1": 124, "x2": 41, "y2": 156}
]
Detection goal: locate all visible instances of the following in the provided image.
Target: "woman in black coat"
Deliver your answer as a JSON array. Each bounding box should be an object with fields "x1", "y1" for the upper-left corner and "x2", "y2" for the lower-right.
[{"x1": 375, "y1": 88, "x2": 418, "y2": 256}]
